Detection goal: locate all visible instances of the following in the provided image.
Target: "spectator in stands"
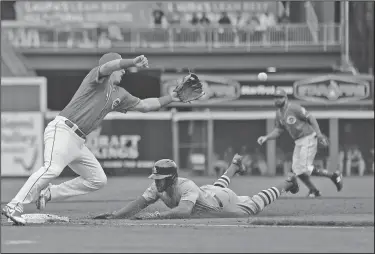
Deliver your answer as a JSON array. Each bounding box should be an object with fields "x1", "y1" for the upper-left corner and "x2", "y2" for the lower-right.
[
  {"x1": 278, "y1": 10, "x2": 290, "y2": 24},
  {"x1": 240, "y1": 145, "x2": 252, "y2": 175},
  {"x1": 252, "y1": 148, "x2": 268, "y2": 175},
  {"x1": 276, "y1": 147, "x2": 286, "y2": 175},
  {"x1": 233, "y1": 11, "x2": 248, "y2": 28},
  {"x1": 108, "y1": 25, "x2": 124, "y2": 42},
  {"x1": 258, "y1": 9, "x2": 277, "y2": 30},
  {"x1": 249, "y1": 16, "x2": 261, "y2": 30},
  {"x1": 213, "y1": 153, "x2": 228, "y2": 177},
  {"x1": 152, "y1": 5, "x2": 168, "y2": 28},
  {"x1": 218, "y1": 12, "x2": 231, "y2": 25},
  {"x1": 248, "y1": 16, "x2": 262, "y2": 42},
  {"x1": 346, "y1": 145, "x2": 366, "y2": 176},
  {"x1": 199, "y1": 12, "x2": 210, "y2": 25},
  {"x1": 232, "y1": 11, "x2": 249, "y2": 45},
  {"x1": 258, "y1": 9, "x2": 277, "y2": 44},
  {"x1": 97, "y1": 31, "x2": 112, "y2": 48},
  {"x1": 168, "y1": 11, "x2": 181, "y2": 25},
  {"x1": 190, "y1": 12, "x2": 199, "y2": 25}
]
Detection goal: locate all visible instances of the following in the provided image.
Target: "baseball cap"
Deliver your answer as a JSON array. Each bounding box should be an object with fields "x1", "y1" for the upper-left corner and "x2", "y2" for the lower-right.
[
  {"x1": 148, "y1": 159, "x2": 178, "y2": 180},
  {"x1": 99, "y1": 52, "x2": 122, "y2": 66},
  {"x1": 274, "y1": 88, "x2": 287, "y2": 97}
]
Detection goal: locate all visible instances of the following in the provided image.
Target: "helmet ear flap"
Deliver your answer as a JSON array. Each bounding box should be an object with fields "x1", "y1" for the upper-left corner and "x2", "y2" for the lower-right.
[{"x1": 165, "y1": 173, "x2": 178, "y2": 188}]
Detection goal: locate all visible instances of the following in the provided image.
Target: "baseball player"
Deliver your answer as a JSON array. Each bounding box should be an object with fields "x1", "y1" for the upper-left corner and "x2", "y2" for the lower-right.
[
  {"x1": 2, "y1": 53, "x2": 184, "y2": 226},
  {"x1": 257, "y1": 88, "x2": 343, "y2": 197},
  {"x1": 93, "y1": 154, "x2": 300, "y2": 220}
]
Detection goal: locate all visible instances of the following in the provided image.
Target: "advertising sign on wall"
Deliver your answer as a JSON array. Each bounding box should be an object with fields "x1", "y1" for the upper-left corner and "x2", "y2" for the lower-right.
[
  {"x1": 84, "y1": 118, "x2": 173, "y2": 174},
  {"x1": 162, "y1": 74, "x2": 373, "y2": 104},
  {"x1": 293, "y1": 75, "x2": 371, "y2": 103},
  {"x1": 1, "y1": 112, "x2": 43, "y2": 176},
  {"x1": 15, "y1": 2, "x2": 152, "y2": 25}
]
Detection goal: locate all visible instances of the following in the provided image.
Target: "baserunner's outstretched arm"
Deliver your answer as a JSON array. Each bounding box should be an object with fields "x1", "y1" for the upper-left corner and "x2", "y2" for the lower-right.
[{"x1": 93, "y1": 196, "x2": 149, "y2": 219}]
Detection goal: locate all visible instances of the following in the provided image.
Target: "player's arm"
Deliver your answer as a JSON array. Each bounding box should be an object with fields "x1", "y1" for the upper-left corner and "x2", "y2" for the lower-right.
[
  {"x1": 258, "y1": 113, "x2": 284, "y2": 145},
  {"x1": 295, "y1": 105, "x2": 323, "y2": 137},
  {"x1": 98, "y1": 55, "x2": 148, "y2": 77},
  {"x1": 111, "y1": 196, "x2": 149, "y2": 219},
  {"x1": 306, "y1": 114, "x2": 323, "y2": 136},
  {"x1": 265, "y1": 127, "x2": 284, "y2": 140},
  {"x1": 151, "y1": 200, "x2": 195, "y2": 220},
  {"x1": 136, "y1": 182, "x2": 199, "y2": 220},
  {"x1": 129, "y1": 93, "x2": 180, "y2": 113},
  {"x1": 93, "y1": 183, "x2": 159, "y2": 220},
  {"x1": 98, "y1": 59, "x2": 135, "y2": 77}
]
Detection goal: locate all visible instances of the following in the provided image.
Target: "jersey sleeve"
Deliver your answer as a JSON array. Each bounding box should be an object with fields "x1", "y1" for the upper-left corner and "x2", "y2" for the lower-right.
[
  {"x1": 85, "y1": 66, "x2": 110, "y2": 85},
  {"x1": 141, "y1": 183, "x2": 159, "y2": 204},
  {"x1": 179, "y1": 180, "x2": 200, "y2": 205},
  {"x1": 115, "y1": 87, "x2": 141, "y2": 113},
  {"x1": 292, "y1": 104, "x2": 310, "y2": 121}
]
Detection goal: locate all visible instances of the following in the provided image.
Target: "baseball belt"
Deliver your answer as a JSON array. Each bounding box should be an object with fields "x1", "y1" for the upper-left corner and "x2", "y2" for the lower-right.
[{"x1": 64, "y1": 120, "x2": 86, "y2": 139}]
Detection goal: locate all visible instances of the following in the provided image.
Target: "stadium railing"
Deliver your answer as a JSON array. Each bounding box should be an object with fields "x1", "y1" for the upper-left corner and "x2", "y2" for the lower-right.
[{"x1": 2, "y1": 22, "x2": 342, "y2": 52}]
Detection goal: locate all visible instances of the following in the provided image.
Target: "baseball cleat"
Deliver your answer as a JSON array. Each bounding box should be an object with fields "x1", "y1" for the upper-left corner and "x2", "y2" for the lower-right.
[
  {"x1": 307, "y1": 190, "x2": 322, "y2": 198},
  {"x1": 286, "y1": 175, "x2": 299, "y2": 194},
  {"x1": 36, "y1": 183, "x2": 52, "y2": 210},
  {"x1": 1, "y1": 206, "x2": 26, "y2": 226},
  {"x1": 331, "y1": 171, "x2": 343, "y2": 192}
]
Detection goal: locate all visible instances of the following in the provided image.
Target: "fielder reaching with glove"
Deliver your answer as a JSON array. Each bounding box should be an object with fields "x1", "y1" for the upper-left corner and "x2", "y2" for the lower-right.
[
  {"x1": 257, "y1": 88, "x2": 343, "y2": 198},
  {"x1": 93, "y1": 154, "x2": 300, "y2": 220},
  {"x1": 2, "y1": 53, "x2": 204, "y2": 226}
]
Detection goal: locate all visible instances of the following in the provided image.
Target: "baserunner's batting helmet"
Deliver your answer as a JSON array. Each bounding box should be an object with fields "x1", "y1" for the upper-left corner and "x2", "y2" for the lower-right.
[
  {"x1": 149, "y1": 159, "x2": 178, "y2": 180},
  {"x1": 99, "y1": 52, "x2": 122, "y2": 66}
]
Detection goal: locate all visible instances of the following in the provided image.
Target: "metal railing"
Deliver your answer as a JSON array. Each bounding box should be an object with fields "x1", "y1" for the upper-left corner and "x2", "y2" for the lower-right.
[{"x1": 1, "y1": 22, "x2": 342, "y2": 52}]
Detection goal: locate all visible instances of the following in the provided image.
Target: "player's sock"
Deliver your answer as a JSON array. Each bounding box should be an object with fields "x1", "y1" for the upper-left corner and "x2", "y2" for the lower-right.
[
  {"x1": 213, "y1": 175, "x2": 230, "y2": 188},
  {"x1": 223, "y1": 163, "x2": 239, "y2": 178},
  {"x1": 248, "y1": 187, "x2": 281, "y2": 214},
  {"x1": 311, "y1": 167, "x2": 334, "y2": 178},
  {"x1": 298, "y1": 173, "x2": 319, "y2": 192}
]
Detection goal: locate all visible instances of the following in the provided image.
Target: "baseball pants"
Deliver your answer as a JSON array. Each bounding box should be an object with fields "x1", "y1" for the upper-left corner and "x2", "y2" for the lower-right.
[
  {"x1": 202, "y1": 175, "x2": 282, "y2": 217},
  {"x1": 292, "y1": 132, "x2": 318, "y2": 176},
  {"x1": 7, "y1": 116, "x2": 107, "y2": 213}
]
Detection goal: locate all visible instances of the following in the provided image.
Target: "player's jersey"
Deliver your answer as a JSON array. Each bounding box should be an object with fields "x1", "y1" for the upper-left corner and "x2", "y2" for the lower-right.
[
  {"x1": 142, "y1": 177, "x2": 222, "y2": 214},
  {"x1": 59, "y1": 66, "x2": 141, "y2": 135},
  {"x1": 275, "y1": 102, "x2": 315, "y2": 140}
]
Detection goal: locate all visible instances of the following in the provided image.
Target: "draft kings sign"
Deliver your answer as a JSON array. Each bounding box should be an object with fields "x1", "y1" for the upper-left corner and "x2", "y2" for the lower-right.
[
  {"x1": 1, "y1": 112, "x2": 43, "y2": 176},
  {"x1": 84, "y1": 118, "x2": 173, "y2": 174}
]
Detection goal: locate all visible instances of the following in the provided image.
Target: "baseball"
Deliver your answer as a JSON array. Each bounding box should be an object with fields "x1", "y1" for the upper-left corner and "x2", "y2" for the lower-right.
[{"x1": 258, "y1": 72, "x2": 268, "y2": 81}]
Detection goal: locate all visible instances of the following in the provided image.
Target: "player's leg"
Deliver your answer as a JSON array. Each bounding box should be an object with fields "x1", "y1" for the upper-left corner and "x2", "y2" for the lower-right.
[
  {"x1": 37, "y1": 145, "x2": 107, "y2": 208},
  {"x1": 237, "y1": 175, "x2": 299, "y2": 216},
  {"x1": 292, "y1": 142, "x2": 321, "y2": 197},
  {"x1": 309, "y1": 139, "x2": 343, "y2": 191},
  {"x1": 213, "y1": 154, "x2": 244, "y2": 188},
  {"x1": 2, "y1": 119, "x2": 79, "y2": 224}
]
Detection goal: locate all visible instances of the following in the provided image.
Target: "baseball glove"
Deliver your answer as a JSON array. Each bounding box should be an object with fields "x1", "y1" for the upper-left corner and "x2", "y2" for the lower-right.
[{"x1": 173, "y1": 73, "x2": 205, "y2": 103}]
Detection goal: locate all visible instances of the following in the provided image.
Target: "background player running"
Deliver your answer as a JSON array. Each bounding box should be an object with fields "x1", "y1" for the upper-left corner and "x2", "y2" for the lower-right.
[
  {"x1": 257, "y1": 88, "x2": 343, "y2": 197},
  {"x1": 93, "y1": 154, "x2": 300, "y2": 220}
]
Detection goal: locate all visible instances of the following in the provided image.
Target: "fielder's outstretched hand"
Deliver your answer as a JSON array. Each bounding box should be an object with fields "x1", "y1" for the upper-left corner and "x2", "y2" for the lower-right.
[
  {"x1": 173, "y1": 73, "x2": 205, "y2": 103},
  {"x1": 133, "y1": 55, "x2": 149, "y2": 68}
]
